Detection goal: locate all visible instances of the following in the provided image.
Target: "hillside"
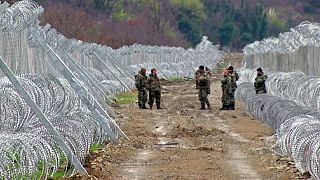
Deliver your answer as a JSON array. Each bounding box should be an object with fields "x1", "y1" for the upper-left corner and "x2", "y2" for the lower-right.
[{"x1": 3, "y1": 0, "x2": 320, "y2": 49}]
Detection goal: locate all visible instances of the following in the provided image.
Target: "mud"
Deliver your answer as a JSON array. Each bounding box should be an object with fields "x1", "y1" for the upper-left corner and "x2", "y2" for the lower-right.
[{"x1": 67, "y1": 76, "x2": 307, "y2": 180}]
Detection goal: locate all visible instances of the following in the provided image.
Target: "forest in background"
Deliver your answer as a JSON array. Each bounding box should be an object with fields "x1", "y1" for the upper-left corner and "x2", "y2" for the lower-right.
[{"x1": 2, "y1": 0, "x2": 320, "y2": 49}]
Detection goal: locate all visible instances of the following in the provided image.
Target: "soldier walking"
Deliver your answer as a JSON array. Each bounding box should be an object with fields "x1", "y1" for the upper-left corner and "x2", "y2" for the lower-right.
[
  {"x1": 135, "y1": 68, "x2": 148, "y2": 109},
  {"x1": 220, "y1": 69, "x2": 232, "y2": 110},
  {"x1": 227, "y1": 66, "x2": 239, "y2": 110},
  {"x1": 195, "y1": 66, "x2": 211, "y2": 110},
  {"x1": 254, "y1": 68, "x2": 267, "y2": 94},
  {"x1": 146, "y1": 68, "x2": 162, "y2": 109}
]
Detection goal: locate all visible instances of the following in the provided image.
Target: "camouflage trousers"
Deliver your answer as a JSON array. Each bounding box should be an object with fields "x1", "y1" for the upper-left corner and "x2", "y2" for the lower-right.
[
  {"x1": 138, "y1": 89, "x2": 148, "y2": 106},
  {"x1": 221, "y1": 92, "x2": 234, "y2": 106},
  {"x1": 198, "y1": 88, "x2": 210, "y2": 104},
  {"x1": 148, "y1": 90, "x2": 161, "y2": 106},
  {"x1": 221, "y1": 93, "x2": 231, "y2": 106},
  {"x1": 256, "y1": 88, "x2": 267, "y2": 94},
  {"x1": 230, "y1": 92, "x2": 235, "y2": 106}
]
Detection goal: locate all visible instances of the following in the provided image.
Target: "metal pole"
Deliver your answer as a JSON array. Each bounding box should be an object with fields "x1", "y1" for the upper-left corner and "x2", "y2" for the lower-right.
[
  {"x1": 29, "y1": 26, "x2": 128, "y2": 140},
  {"x1": 105, "y1": 53, "x2": 135, "y2": 80},
  {"x1": 0, "y1": 56, "x2": 88, "y2": 175},
  {"x1": 92, "y1": 52, "x2": 132, "y2": 92},
  {"x1": 144, "y1": 53, "x2": 170, "y2": 80},
  {"x1": 57, "y1": 48, "x2": 113, "y2": 103}
]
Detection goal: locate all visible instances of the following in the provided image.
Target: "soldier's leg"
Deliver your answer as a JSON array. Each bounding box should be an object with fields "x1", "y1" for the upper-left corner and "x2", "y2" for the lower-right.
[
  {"x1": 199, "y1": 89, "x2": 205, "y2": 110},
  {"x1": 142, "y1": 90, "x2": 148, "y2": 109},
  {"x1": 229, "y1": 92, "x2": 235, "y2": 110},
  {"x1": 148, "y1": 91, "x2": 155, "y2": 109},
  {"x1": 220, "y1": 93, "x2": 230, "y2": 110},
  {"x1": 204, "y1": 88, "x2": 211, "y2": 109},
  {"x1": 155, "y1": 91, "x2": 161, "y2": 109},
  {"x1": 138, "y1": 90, "x2": 143, "y2": 108},
  {"x1": 226, "y1": 95, "x2": 231, "y2": 109}
]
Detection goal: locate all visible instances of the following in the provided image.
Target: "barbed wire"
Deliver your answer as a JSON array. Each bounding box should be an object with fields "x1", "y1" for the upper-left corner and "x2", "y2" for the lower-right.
[
  {"x1": 236, "y1": 71, "x2": 320, "y2": 179},
  {"x1": 0, "y1": 0, "x2": 224, "y2": 178}
]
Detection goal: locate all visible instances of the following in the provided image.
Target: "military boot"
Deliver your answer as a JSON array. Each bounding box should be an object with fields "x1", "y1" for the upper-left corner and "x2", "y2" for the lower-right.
[
  {"x1": 206, "y1": 102, "x2": 211, "y2": 110},
  {"x1": 156, "y1": 103, "x2": 162, "y2": 109},
  {"x1": 219, "y1": 105, "x2": 228, "y2": 110},
  {"x1": 149, "y1": 102, "x2": 153, "y2": 110},
  {"x1": 229, "y1": 104, "x2": 235, "y2": 110},
  {"x1": 199, "y1": 103, "x2": 205, "y2": 110}
]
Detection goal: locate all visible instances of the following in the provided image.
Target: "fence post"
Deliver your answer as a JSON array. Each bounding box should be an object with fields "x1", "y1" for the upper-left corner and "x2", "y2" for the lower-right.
[{"x1": 0, "y1": 56, "x2": 88, "y2": 175}]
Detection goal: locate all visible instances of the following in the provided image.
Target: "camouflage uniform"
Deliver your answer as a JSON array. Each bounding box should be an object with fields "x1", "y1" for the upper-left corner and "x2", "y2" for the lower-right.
[
  {"x1": 135, "y1": 71, "x2": 148, "y2": 109},
  {"x1": 220, "y1": 75, "x2": 232, "y2": 110},
  {"x1": 195, "y1": 70, "x2": 211, "y2": 110},
  {"x1": 205, "y1": 67, "x2": 213, "y2": 77},
  {"x1": 254, "y1": 74, "x2": 267, "y2": 94},
  {"x1": 146, "y1": 73, "x2": 161, "y2": 109},
  {"x1": 229, "y1": 71, "x2": 239, "y2": 110}
]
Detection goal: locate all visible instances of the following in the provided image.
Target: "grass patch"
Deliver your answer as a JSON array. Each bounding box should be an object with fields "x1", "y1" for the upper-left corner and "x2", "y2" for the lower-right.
[
  {"x1": 90, "y1": 143, "x2": 103, "y2": 153},
  {"x1": 115, "y1": 92, "x2": 137, "y2": 105},
  {"x1": 49, "y1": 171, "x2": 65, "y2": 180},
  {"x1": 168, "y1": 76, "x2": 182, "y2": 82}
]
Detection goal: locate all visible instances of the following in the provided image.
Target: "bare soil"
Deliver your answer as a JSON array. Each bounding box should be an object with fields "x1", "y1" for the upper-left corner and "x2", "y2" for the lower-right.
[{"x1": 67, "y1": 77, "x2": 308, "y2": 180}]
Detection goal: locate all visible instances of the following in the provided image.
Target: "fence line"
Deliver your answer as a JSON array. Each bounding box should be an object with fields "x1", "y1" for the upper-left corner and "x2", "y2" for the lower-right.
[
  {"x1": 243, "y1": 22, "x2": 320, "y2": 76},
  {"x1": 0, "y1": 0, "x2": 223, "y2": 178}
]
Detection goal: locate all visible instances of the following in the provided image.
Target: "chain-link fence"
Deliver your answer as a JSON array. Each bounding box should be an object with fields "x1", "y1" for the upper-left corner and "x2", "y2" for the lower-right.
[{"x1": 0, "y1": 0, "x2": 223, "y2": 178}]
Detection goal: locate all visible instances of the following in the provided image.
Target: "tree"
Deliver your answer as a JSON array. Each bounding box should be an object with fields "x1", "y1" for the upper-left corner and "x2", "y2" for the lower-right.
[
  {"x1": 219, "y1": 20, "x2": 237, "y2": 46},
  {"x1": 170, "y1": 0, "x2": 207, "y2": 46}
]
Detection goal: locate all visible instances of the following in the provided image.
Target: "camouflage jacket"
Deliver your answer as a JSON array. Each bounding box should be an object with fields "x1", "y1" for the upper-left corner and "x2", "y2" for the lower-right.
[
  {"x1": 221, "y1": 75, "x2": 232, "y2": 95},
  {"x1": 135, "y1": 72, "x2": 148, "y2": 90},
  {"x1": 195, "y1": 70, "x2": 210, "y2": 89},
  {"x1": 254, "y1": 74, "x2": 267, "y2": 92},
  {"x1": 229, "y1": 71, "x2": 239, "y2": 91},
  {"x1": 146, "y1": 74, "x2": 161, "y2": 91}
]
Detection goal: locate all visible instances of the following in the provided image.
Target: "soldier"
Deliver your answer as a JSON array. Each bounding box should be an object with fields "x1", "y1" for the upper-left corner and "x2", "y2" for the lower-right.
[
  {"x1": 205, "y1": 66, "x2": 213, "y2": 77},
  {"x1": 135, "y1": 68, "x2": 148, "y2": 109},
  {"x1": 220, "y1": 69, "x2": 232, "y2": 110},
  {"x1": 227, "y1": 66, "x2": 239, "y2": 110},
  {"x1": 195, "y1": 66, "x2": 211, "y2": 110},
  {"x1": 254, "y1": 68, "x2": 268, "y2": 94},
  {"x1": 146, "y1": 68, "x2": 162, "y2": 109}
]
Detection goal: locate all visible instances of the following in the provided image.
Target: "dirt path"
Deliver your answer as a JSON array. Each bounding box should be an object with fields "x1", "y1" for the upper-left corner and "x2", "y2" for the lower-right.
[{"x1": 68, "y1": 79, "x2": 306, "y2": 180}]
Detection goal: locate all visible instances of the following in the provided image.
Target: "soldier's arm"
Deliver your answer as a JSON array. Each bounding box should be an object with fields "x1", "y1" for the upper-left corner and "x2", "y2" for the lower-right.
[
  {"x1": 220, "y1": 77, "x2": 227, "y2": 84},
  {"x1": 263, "y1": 75, "x2": 268, "y2": 81},
  {"x1": 135, "y1": 76, "x2": 140, "y2": 89},
  {"x1": 145, "y1": 78, "x2": 149, "y2": 89},
  {"x1": 254, "y1": 78, "x2": 257, "y2": 88},
  {"x1": 235, "y1": 72, "x2": 239, "y2": 81}
]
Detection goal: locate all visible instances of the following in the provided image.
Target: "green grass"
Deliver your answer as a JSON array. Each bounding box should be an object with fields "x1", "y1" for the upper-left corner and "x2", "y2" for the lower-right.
[
  {"x1": 168, "y1": 76, "x2": 182, "y2": 81},
  {"x1": 115, "y1": 92, "x2": 137, "y2": 105},
  {"x1": 90, "y1": 143, "x2": 103, "y2": 153},
  {"x1": 49, "y1": 171, "x2": 65, "y2": 180}
]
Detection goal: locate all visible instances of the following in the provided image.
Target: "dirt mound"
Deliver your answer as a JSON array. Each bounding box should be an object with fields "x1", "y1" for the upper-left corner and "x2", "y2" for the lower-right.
[{"x1": 169, "y1": 125, "x2": 225, "y2": 138}]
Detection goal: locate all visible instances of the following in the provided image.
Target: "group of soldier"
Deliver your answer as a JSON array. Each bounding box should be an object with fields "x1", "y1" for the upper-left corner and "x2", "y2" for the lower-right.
[
  {"x1": 135, "y1": 65, "x2": 267, "y2": 111},
  {"x1": 135, "y1": 68, "x2": 162, "y2": 109},
  {"x1": 219, "y1": 66, "x2": 239, "y2": 110},
  {"x1": 195, "y1": 65, "x2": 268, "y2": 110},
  {"x1": 194, "y1": 65, "x2": 239, "y2": 110}
]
